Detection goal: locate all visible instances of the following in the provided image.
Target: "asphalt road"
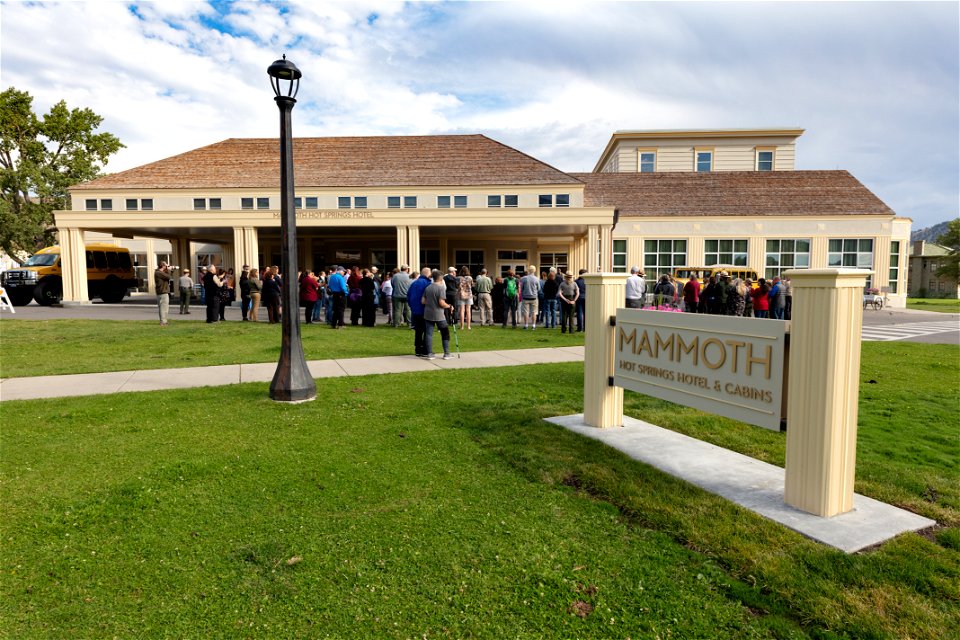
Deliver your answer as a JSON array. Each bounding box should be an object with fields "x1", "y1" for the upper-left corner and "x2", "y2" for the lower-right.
[{"x1": 1, "y1": 293, "x2": 958, "y2": 345}]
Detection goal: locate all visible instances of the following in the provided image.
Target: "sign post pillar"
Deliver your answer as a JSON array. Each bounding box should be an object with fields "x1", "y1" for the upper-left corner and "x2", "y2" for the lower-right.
[
  {"x1": 583, "y1": 274, "x2": 624, "y2": 428},
  {"x1": 783, "y1": 268, "x2": 871, "y2": 517}
]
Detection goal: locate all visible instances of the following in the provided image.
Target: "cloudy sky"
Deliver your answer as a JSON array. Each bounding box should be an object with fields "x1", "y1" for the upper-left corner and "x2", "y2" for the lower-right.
[{"x1": 1, "y1": 0, "x2": 957, "y2": 229}]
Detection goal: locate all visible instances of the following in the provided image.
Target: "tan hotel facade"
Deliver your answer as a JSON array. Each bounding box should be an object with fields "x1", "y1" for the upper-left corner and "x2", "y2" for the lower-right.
[{"x1": 57, "y1": 128, "x2": 911, "y2": 307}]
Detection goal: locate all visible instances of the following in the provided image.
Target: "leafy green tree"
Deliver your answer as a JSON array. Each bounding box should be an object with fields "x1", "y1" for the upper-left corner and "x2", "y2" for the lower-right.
[
  {"x1": 934, "y1": 218, "x2": 960, "y2": 281},
  {"x1": 0, "y1": 87, "x2": 123, "y2": 259}
]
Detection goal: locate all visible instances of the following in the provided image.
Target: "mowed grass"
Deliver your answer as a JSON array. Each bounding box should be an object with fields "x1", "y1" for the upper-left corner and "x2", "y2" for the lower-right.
[
  {"x1": 1, "y1": 343, "x2": 957, "y2": 638},
  {"x1": 906, "y1": 297, "x2": 960, "y2": 313},
  {"x1": 0, "y1": 320, "x2": 583, "y2": 378}
]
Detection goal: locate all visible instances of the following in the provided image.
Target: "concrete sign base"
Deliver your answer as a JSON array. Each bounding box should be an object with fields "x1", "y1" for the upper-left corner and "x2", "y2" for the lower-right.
[{"x1": 546, "y1": 414, "x2": 936, "y2": 553}]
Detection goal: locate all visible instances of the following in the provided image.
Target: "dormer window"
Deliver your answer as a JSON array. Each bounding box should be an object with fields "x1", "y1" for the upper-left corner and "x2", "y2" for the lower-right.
[
  {"x1": 757, "y1": 149, "x2": 774, "y2": 171},
  {"x1": 696, "y1": 150, "x2": 713, "y2": 172},
  {"x1": 639, "y1": 151, "x2": 656, "y2": 173}
]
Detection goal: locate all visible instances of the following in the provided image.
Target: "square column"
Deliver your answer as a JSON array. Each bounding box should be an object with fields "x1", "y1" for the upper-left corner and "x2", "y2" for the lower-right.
[
  {"x1": 600, "y1": 225, "x2": 613, "y2": 272},
  {"x1": 784, "y1": 268, "x2": 871, "y2": 517},
  {"x1": 59, "y1": 227, "x2": 89, "y2": 304},
  {"x1": 582, "y1": 274, "x2": 625, "y2": 428},
  {"x1": 396, "y1": 226, "x2": 409, "y2": 268},
  {"x1": 408, "y1": 226, "x2": 420, "y2": 274},
  {"x1": 587, "y1": 226, "x2": 599, "y2": 272}
]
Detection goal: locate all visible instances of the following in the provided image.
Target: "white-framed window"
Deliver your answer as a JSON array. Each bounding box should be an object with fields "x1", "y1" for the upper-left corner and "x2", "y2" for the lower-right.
[
  {"x1": 488, "y1": 195, "x2": 518, "y2": 208},
  {"x1": 705, "y1": 238, "x2": 748, "y2": 266},
  {"x1": 387, "y1": 196, "x2": 401, "y2": 209},
  {"x1": 338, "y1": 196, "x2": 351, "y2": 209},
  {"x1": 612, "y1": 239, "x2": 627, "y2": 273},
  {"x1": 355, "y1": 197, "x2": 367, "y2": 208},
  {"x1": 639, "y1": 151, "x2": 656, "y2": 173},
  {"x1": 828, "y1": 238, "x2": 874, "y2": 287},
  {"x1": 643, "y1": 239, "x2": 687, "y2": 283},
  {"x1": 256, "y1": 197, "x2": 270, "y2": 210},
  {"x1": 756, "y1": 149, "x2": 774, "y2": 171},
  {"x1": 696, "y1": 150, "x2": 713, "y2": 172},
  {"x1": 126, "y1": 198, "x2": 138, "y2": 211},
  {"x1": 100, "y1": 199, "x2": 113, "y2": 211},
  {"x1": 142, "y1": 198, "x2": 153, "y2": 211},
  {"x1": 294, "y1": 197, "x2": 302, "y2": 209},
  {"x1": 419, "y1": 249, "x2": 441, "y2": 270},
  {"x1": 85, "y1": 198, "x2": 97, "y2": 211},
  {"x1": 888, "y1": 241, "x2": 901, "y2": 293},
  {"x1": 538, "y1": 252, "x2": 568, "y2": 274},
  {"x1": 337, "y1": 196, "x2": 367, "y2": 209},
  {"x1": 124, "y1": 198, "x2": 154, "y2": 211},
  {"x1": 241, "y1": 197, "x2": 254, "y2": 210},
  {"x1": 497, "y1": 249, "x2": 528, "y2": 261},
  {"x1": 765, "y1": 238, "x2": 811, "y2": 279},
  {"x1": 454, "y1": 249, "x2": 485, "y2": 276},
  {"x1": 556, "y1": 194, "x2": 569, "y2": 207},
  {"x1": 538, "y1": 194, "x2": 552, "y2": 207},
  {"x1": 438, "y1": 195, "x2": 467, "y2": 208},
  {"x1": 305, "y1": 197, "x2": 318, "y2": 209},
  {"x1": 209, "y1": 198, "x2": 221, "y2": 210},
  {"x1": 403, "y1": 196, "x2": 417, "y2": 208},
  {"x1": 194, "y1": 198, "x2": 206, "y2": 210}
]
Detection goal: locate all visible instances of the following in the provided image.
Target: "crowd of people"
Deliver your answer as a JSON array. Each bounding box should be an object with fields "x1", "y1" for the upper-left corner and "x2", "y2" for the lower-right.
[
  {"x1": 153, "y1": 262, "x2": 792, "y2": 343},
  {"x1": 625, "y1": 266, "x2": 793, "y2": 319}
]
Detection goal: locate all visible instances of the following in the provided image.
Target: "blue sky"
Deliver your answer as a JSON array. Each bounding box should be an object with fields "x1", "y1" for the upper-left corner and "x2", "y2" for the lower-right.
[{"x1": 1, "y1": 0, "x2": 957, "y2": 229}]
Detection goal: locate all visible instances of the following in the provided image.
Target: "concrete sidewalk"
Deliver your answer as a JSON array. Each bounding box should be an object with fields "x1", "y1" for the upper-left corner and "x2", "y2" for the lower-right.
[{"x1": 0, "y1": 346, "x2": 585, "y2": 402}]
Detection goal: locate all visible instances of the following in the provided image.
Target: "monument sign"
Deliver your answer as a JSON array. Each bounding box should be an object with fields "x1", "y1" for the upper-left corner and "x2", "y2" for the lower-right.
[{"x1": 614, "y1": 310, "x2": 786, "y2": 431}]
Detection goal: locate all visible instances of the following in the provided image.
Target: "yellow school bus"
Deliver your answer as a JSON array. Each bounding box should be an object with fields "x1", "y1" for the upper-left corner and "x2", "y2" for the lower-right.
[{"x1": 0, "y1": 244, "x2": 139, "y2": 306}]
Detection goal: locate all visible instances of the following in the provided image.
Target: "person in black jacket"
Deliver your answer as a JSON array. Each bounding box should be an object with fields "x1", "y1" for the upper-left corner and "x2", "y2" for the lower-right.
[
  {"x1": 203, "y1": 265, "x2": 223, "y2": 324},
  {"x1": 542, "y1": 270, "x2": 560, "y2": 329}
]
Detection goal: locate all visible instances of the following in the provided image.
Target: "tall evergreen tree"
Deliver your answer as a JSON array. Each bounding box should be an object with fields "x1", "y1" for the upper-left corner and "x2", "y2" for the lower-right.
[
  {"x1": 0, "y1": 87, "x2": 123, "y2": 259},
  {"x1": 934, "y1": 218, "x2": 960, "y2": 281}
]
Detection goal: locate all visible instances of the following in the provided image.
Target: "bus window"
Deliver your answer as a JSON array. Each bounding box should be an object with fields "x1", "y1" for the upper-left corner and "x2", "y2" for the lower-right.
[
  {"x1": 118, "y1": 252, "x2": 132, "y2": 270},
  {"x1": 106, "y1": 252, "x2": 119, "y2": 269},
  {"x1": 93, "y1": 251, "x2": 107, "y2": 269},
  {"x1": 86, "y1": 251, "x2": 94, "y2": 268}
]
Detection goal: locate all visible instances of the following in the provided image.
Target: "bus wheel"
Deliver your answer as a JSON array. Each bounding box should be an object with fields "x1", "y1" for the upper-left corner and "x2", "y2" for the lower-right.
[
  {"x1": 33, "y1": 278, "x2": 63, "y2": 306},
  {"x1": 99, "y1": 277, "x2": 127, "y2": 303}
]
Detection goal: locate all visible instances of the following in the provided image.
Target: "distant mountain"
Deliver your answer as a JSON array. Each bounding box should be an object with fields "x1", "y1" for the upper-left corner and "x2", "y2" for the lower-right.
[{"x1": 911, "y1": 220, "x2": 955, "y2": 243}]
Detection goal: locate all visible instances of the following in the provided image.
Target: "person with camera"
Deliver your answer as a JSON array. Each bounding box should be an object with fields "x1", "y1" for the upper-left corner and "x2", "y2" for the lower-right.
[{"x1": 154, "y1": 261, "x2": 173, "y2": 326}]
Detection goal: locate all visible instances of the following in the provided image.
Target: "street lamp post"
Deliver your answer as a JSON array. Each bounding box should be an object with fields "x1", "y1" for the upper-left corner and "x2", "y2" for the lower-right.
[{"x1": 267, "y1": 55, "x2": 316, "y2": 403}]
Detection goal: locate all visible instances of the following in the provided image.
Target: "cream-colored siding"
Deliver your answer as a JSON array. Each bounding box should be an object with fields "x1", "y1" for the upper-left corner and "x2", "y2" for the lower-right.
[{"x1": 610, "y1": 138, "x2": 798, "y2": 172}]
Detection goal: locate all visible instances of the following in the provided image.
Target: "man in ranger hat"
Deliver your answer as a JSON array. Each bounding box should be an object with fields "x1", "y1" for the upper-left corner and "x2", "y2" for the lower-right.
[{"x1": 558, "y1": 271, "x2": 580, "y2": 333}]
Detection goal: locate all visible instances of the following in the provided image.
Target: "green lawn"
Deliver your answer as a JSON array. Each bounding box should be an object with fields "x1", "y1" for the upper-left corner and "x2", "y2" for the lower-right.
[
  {"x1": 0, "y1": 320, "x2": 584, "y2": 378},
  {"x1": 1, "y1": 343, "x2": 957, "y2": 638},
  {"x1": 907, "y1": 297, "x2": 960, "y2": 313}
]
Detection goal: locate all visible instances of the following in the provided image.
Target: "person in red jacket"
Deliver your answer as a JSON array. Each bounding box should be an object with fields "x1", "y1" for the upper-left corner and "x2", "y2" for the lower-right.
[
  {"x1": 682, "y1": 275, "x2": 701, "y2": 313},
  {"x1": 750, "y1": 278, "x2": 771, "y2": 318},
  {"x1": 299, "y1": 270, "x2": 320, "y2": 324}
]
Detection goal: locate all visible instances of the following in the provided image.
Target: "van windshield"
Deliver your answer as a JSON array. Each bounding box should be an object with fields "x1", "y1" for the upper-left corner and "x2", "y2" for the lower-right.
[{"x1": 24, "y1": 254, "x2": 58, "y2": 267}]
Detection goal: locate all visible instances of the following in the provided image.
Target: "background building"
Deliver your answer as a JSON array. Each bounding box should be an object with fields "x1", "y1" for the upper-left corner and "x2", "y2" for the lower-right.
[
  {"x1": 54, "y1": 128, "x2": 910, "y2": 306},
  {"x1": 908, "y1": 241, "x2": 959, "y2": 298}
]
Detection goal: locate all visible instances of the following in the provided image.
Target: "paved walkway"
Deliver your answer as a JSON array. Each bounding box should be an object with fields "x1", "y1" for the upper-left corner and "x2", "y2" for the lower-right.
[{"x1": 0, "y1": 346, "x2": 585, "y2": 402}]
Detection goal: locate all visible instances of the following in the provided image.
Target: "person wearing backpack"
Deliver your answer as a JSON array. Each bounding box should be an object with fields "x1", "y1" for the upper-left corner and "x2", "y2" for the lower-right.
[
  {"x1": 502, "y1": 270, "x2": 520, "y2": 328},
  {"x1": 456, "y1": 266, "x2": 474, "y2": 330}
]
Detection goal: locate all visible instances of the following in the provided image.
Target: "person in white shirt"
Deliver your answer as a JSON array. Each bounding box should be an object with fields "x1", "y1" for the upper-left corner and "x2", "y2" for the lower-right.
[{"x1": 625, "y1": 266, "x2": 646, "y2": 308}]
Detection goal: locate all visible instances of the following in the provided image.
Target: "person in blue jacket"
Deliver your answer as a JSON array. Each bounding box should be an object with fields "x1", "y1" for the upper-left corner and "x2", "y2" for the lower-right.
[
  {"x1": 326, "y1": 265, "x2": 349, "y2": 328},
  {"x1": 406, "y1": 267, "x2": 433, "y2": 357}
]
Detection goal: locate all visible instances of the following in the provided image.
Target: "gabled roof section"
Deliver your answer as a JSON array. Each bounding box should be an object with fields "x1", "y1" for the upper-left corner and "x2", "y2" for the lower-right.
[
  {"x1": 573, "y1": 171, "x2": 895, "y2": 218},
  {"x1": 72, "y1": 135, "x2": 582, "y2": 190},
  {"x1": 592, "y1": 128, "x2": 805, "y2": 173}
]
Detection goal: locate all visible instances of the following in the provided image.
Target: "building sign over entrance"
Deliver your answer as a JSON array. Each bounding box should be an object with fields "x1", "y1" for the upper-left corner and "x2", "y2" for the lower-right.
[
  {"x1": 614, "y1": 310, "x2": 786, "y2": 430},
  {"x1": 273, "y1": 210, "x2": 375, "y2": 220}
]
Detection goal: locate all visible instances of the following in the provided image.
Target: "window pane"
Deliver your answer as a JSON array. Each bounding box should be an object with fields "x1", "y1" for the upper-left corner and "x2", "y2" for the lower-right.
[
  {"x1": 766, "y1": 239, "x2": 779, "y2": 252},
  {"x1": 675, "y1": 253, "x2": 687, "y2": 265},
  {"x1": 85, "y1": 199, "x2": 97, "y2": 211},
  {"x1": 766, "y1": 255, "x2": 780, "y2": 266},
  {"x1": 338, "y1": 197, "x2": 351, "y2": 208},
  {"x1": 256, "y1": 197, "x2": 269, "y2": 209},
  {"x1": 828, "y1": 254, "x2": 841, "y2": 267},
  {"x1": 404, "y1": 196, "x2": 417, "y2": 208},
  {"x1": 828, "y1": 239, "x2": 842, "y2": 252},
  {"x1": 644, "y1": 240, "x2": 657, "y2": 253},
  {"x1": 100, "y1": 199, "x2": 112, "y2": 211},
  {"x1": 438, "y1": 196, "x2": 451, "y2": 208},
  {"x1": 890, "y1": 240, "x2": 900, "y2": 253},
  {"x1": 843, "y1": 239, "x2": 857, "y2": 252},
  {"x1": 355, "y1": 197, "x2": 367, "y2": 208},
  {"x1": 387, "y1": 196, "x2": 401, "y2": 208},
  {"x1": 241, "y1": 198, "x2": 254, "y2": 209},
  {"x1": 539, "y1": 194, "x2": 552, "y2": 207},
  {"x1": 659, "y1": 240, "x2": 671, "y2": 252},
  {"x1": 734, "y1": 239, "x2": 747, "y2": 252},
  {"x1": 857, "y1": 253, "x2": 872, "y2": 268},
  {"x1": 842, "y1": 254, "x2": 856, "y2": 267},
  {"x1": 613, "y1": 240, "x2": 626, "y2": 252},
  {"x1": 305, "y1": 197, "x2": 318, "y2": 209},
  {"x1": 781, "y1": 254, "x2": 794, "y2": 267},
  {"x1": 719, "y1": 239, "x2": 733, "y2": 252},
  {"x1": 859, "y1": 239, "x2": 873, "y2": 252},
  {"x1": 487, "y1": 195, "x2": 501, "y2": 207},
  {"x1": 194, "y1": 198, "x2": 206, "y2": 210},
  {"x1": 93, "y1": 251, "x2": 107, "y2": 268},
  {"x1": 454, "y1": 195, "x2": 467, "y2": 208},
  {"x1": 141, "y1": 199, "x2": 153, "y2": 211},
  {"x1": 556, "y1": 194, "x2": 569, "y2": 207},
  {"x1": 890, "y1": 254, "x2": 899, "y2": 267},
  {"x1": 796, "y1": 254, "x2": 809, "y2": 267},
  {"x1": 796, "y1": 239, "x2": 810, "y2": 253},
  {"x1": 209, "y1": 198, "x2": 221, "y2": 210},
  {"x1": 294, "y1": 197, "x2": 302, "y2": 209},
  {"x1": 106, "y1": 252, "x2": 119, "y2": 269},
  {"x1": 504, "y1": 195, "x2": 518, "y2": 207},
  {"x1": 454, "y1": 250, "x2": 468, "y2": 264},
  {"x1": 705, "y1": 240, "x2": 718, "y2": 252},
  {"x1": 126, "y1": 199, "x2": 138, "y2": 211},
  {"x1": 644, "y1": 255, "x2": 657, "y2": 267}
]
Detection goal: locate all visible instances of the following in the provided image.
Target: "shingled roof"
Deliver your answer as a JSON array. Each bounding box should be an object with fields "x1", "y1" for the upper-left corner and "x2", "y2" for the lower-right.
[
  {"x1": 573, "y1": 171, "x2": 896, "y2": 217},
  {"x1": 72, "y1": 135, "x2": 581, "y2": 190}
]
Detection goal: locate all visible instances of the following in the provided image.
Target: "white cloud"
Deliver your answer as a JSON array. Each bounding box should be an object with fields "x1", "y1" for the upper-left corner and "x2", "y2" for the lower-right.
[{"x1": 0, "y1": 0, "x2": 956, "y2": 227}]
